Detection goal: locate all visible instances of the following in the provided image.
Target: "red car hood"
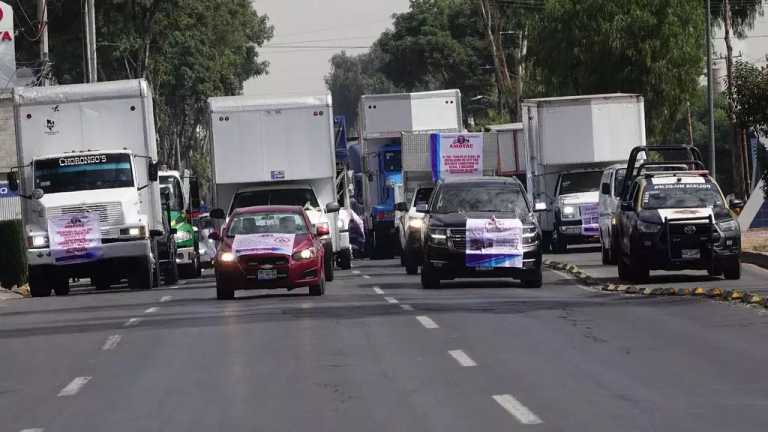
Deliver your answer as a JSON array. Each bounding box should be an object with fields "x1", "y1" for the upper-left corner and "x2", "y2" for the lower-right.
[{"x1": 220, "y1": 233, "x2": 313, "y2": 256}]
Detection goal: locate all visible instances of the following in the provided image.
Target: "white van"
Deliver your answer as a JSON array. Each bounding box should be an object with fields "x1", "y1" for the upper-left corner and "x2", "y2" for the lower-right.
[{"x1": 598, "y1": 164, "x2": 627, "y2": 264}]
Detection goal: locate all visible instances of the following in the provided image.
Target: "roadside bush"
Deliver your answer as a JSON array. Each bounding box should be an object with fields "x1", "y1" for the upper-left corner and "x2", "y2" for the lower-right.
[{"x1": 0, "y1": 220, "x2": 27, "y2": 288}]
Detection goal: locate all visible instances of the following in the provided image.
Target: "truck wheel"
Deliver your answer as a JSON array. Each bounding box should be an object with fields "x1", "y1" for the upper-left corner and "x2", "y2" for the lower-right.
[
  {"x1": 129, "y1": 257, "x2": 153, "y2": 290},
  {"x1": 405, "y1": 249, "x2": 419, "y2": 275},
  {"x1": 92, "y1": 274, "x2": 111, "y2": 291},
  {"x1": 309, "y1": 275, "x2": 326, "y2": 296},
  {"x1": 194, "y1": 254, "x2": 202, "y2": 277},
  {"x1": 216, "y1": 274, "x2": 235, "y2": 300},
  {"x1": 723, "y1": 258, "x2": 741, "y2": 280},
  {"x1": 617, "y1": 255, "x2": 632, "y2": 282},
  {"x1": 551, "y1": 229, "x2": 567, "y2": 253},
  {"x1": 53, "y1": 278, "x2": 70, "y2": 296},
  {"x1": 165, "y1": 261, "x2": 179, "y2": 285},
  {"x1": 323, "y1": 243, "x2": 334, "y2": 282},
  {"x1": 521, "y1": 269, "x2": 543, "y2": 288},
  {"x1": 420, "y1": 260, "x2": 441, "y2": 289},
  {"x1": 28, "y1": 267, "x2": 52, "y2": 297},
  {"x1": 337, "y1": 249, "x2": 352, "y2": 270},
  {"x1": 600, "y1": 237, "x2": 610, "y2": 265}
]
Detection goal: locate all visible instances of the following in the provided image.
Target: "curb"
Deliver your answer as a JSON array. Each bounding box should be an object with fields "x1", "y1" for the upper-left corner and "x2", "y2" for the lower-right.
[
  {"x1": 543, "y1": 259, "x2": 768, "y2": 312},
  {"x1": 742, "y1": 251, "x2": 768, "y2": 270}
]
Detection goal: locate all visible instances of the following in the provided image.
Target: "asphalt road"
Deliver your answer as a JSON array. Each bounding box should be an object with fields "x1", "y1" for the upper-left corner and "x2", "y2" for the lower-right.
[{"x1": 1, "y1": 252, "x2": 767, "y2": 432}]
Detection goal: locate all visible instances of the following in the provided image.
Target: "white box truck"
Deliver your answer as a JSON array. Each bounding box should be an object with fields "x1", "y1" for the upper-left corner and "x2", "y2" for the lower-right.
[
  {"x1": 7, "y1": 79, "x2": 170, "y2": 296},
  {"x1": 359, "y1": 89, "x2": 462, "y2": 258},
  {"x1": 208, "y1": 95, "x2": 344, "y2": 280},
  {"x1": 522, "y1": 94, "x2": 646, "y2": 252}
]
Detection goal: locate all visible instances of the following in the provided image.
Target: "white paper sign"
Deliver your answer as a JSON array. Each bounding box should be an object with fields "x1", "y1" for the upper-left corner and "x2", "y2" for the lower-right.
[
  {"x1": 48, "y1": 213, "x2": 103, "y2": 265},
  {"x1": 465, "y1": 218, "x2": 523, "y2": 268},
  {"x1": 232, "y1": 233, "x2": 295, "y2": 256},
  {"x1": 0, "y1": 3, "x2": 16, "y2": 89},
  {"x1": 431, "y1": 133, "x2": 484, "y2": 181}
]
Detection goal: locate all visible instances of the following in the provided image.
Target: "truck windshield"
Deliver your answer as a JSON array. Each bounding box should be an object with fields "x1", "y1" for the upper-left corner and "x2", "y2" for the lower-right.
[
  {"x1": 160, "y1": 176, "x2": 184, "y2": 211},
  {"x1": 231, "y1": 189, "x2": 320, "y2": 214},
  {"x1": 414, "y1": 187, "x2": 434, "y2": 206},
  {"x1": 642, "y1": 182, "x2": 724, "y2": 210},
  {"x1": 34, "y1": 153, "x2": 134, "y2": 194},
  {"x1": 559, "y1": 171, "x2": 603, "y2": 195},
  {"x1": 382, "y1": 151, "x2": 401, "y2": 172},
  {"x1": 434, "y1": 185, "x2": 528, "y2": 216}
]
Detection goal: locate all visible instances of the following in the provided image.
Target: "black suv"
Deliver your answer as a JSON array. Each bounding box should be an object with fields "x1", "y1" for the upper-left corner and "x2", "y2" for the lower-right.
[
  {"x1": 420, "y1": 177, "x2": 543, "y2": 289},
  {"x1": 615, "y1": 146, "x2": 744, "y2": 282}
]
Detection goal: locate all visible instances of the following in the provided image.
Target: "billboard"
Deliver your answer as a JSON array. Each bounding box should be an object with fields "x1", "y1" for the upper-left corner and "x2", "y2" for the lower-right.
[{"x1": 0, "y1": 2, "x2": 15, "y2": 89}]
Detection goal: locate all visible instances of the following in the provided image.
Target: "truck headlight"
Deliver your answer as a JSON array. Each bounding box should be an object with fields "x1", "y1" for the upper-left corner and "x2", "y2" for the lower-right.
[
  {"x1": 638, "y1": 220, "x2": 661, "y2": 233},
  {"x1": 28, "y1": 234, "x2": 49, "y2": 248},
  {"x1": 522, "y1": 225, "x2": 538, "y2": 245},
  {"x1": 561, "y1": 205, "x2": 578, "y2": 219},
  {"x1": 428, "y1": 228, "x2": 447, "y2": 246},
  {"x1": 120, "y1": 226, "x2": 147, "y2": 238},
  {"x1": 175, "y1": 230, "x2": 192, "y2": 242},
  {"x1": 408, "y1": 218, "x2": 425, "y2": 229},
  {"x1": 717, "y1": 219, "x2": 739, "y2": 233}
]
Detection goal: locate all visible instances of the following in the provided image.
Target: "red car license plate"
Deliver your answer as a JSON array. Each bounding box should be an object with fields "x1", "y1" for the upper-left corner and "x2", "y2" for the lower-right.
[{"x1": 257, "y1": 269, "x2": 278, "y2": 280}]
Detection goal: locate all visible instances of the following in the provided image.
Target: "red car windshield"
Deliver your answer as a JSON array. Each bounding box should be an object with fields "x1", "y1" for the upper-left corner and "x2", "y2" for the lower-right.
[{"x1": 227, "y1": 213, "x2": 308, "y2": 236}]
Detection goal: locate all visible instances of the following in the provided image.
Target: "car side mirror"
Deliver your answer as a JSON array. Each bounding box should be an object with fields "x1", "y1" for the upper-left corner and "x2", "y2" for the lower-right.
[
  {"x1": 210, "y1": 208, "x2": 226, "y2": 219},
  {"x1": 170, "y1": 228, "x2": 178, "y2": 235},
  {"x1": 316, "y1": 224, "x2": 330, "y2": 236},
  {"x1": 325, "y1": 202, "x2": 340, "y2": 213},
  {"x1": 600, "y1": 183, "x2": 611, "y2": 195},
  {"x1": 148, "y1": 161, "x2": 159, "y2": 182},
  {"x1": 534, "y1": 201, "x2": 548, "y2": 212},
  {"x1": 729, "y1": 198, "x2": 745, "y2": 211},
  {"x1": 207, "y1": 231, "x2": 220, "y2": 241},
  {"x1": 620, "y1": 201, "x2": 634, "y2": 212},
  {"x1": 7, "y1": 172, "x2": 19, "y2": 192},
  {"x1": 395, "y1": 202, "x2": 409, "y2": 212}
]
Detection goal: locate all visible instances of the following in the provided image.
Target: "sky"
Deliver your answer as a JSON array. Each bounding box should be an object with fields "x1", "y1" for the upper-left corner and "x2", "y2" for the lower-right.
[{"x1": 244, "y1": 0, "x2": 411, "y2": 97}]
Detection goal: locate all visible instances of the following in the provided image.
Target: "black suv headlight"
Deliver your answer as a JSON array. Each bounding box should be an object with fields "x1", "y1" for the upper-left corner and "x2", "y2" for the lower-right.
[
  {"x1": 522, "y1": 225, "x2": 538, "y2": 246},
  {"x1": 637, "y1": 220, "x2": 662, "y2": 233},
  {"x1": 428, "y1": 228, "x2": 448, "y2": 246}
]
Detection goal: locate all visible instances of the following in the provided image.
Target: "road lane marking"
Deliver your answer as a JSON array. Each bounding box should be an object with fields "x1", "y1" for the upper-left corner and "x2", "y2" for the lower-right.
[
  {"x1": 124, "y1": 317, "x2": 142, "y2": 327},
  {"x1": 179, "y1": 280, "x2": 188, "y2": 285},
  {"x1": 416, "y1": 316, "x2": 439, "y2": 329},
  {"x1": 550, "y1": 269, "x2": 600, "y2": 293},
  {"x1": 384, "y1": 296, "x2": 399, "y2": 304},
  {"x1": 20, "y1": 428, "x2": 44, "y2": 432},
  {"x1": 400, "y1": 304, "x2": 414, "y2": 311},
  {"x1": 160, "y1": 295, "x2": 173, "y2": 302},
  {"x1": 492, "y1": 394, "x2": 543, "y2": 425},
  {"x1": 352, "y1": 270, "x2": 361, "y2": 274},
  {"x1": 57, "y1": 377, "x2": 92, "y2": 397},
  {"x1": 101, "y1": 335, "x2": 122, "y2": 351},
  {"x1": 144, "y1": 307, "x2": 158, "y2": 314},
  {"x1": 448, "y1": 350, "x2": 477, "y2": 367},
  {"x1": 373, "y1": 286, "x2": 384, "y2": 295},
  {"x1": 362, "y1": 275, "x2": 371, "y2": 279},
  {"x1": 301, "y1": 303, "x2": 313, "y2": 309}
]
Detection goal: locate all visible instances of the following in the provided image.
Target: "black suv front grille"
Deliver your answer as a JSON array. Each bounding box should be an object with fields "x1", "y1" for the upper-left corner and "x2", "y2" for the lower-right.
[{"x1": 448, "y1": 228, "x2": 466, "y2": 251}]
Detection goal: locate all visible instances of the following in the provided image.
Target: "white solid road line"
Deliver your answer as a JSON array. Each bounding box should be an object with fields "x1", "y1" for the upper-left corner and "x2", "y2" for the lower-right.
[
  {"x1": 416, "y1": 316, "x2": 439, "y2": 329},
  {"x1": 373, "y1": 287, "x2": 385, "y2": 295},
  {"x1": 160, "y1": 295, "x2": 173, "y2": 302},
  {"x1": 362, "y1": 275, "x2": 371, "y2": 279},
  {"x1": 101, "y1": 335, "x2": 122, "y2": 351},
  {"x1": 492, "y1": 394, "x2": 543, "y2": 425},
  {"x1": 124, "y1": 317, "x2": 142, "y2": 327},
  {"x1": 384, "y1": 296, "x2": 399, "y2": 304},
  {"x1": 20, "y1": 429, "x2": 44, "y2": 432},
  {"x1": 144, "y1": 307, "x2": 158, "y2": 314},
  {"x1": 301, "y1": 303, "x2": 313, "y2": 309},
  {"x1": 57, "y1": 377, "x2": 92, "y2": 397},
  {"x1": 400, "y1": 304, "x2": 414, "y2": 311},
  {"x1": 352, "y1": 270, "x2": 361, "y2": 274},
  {"x1": 448, "y1": 350, "x2": 477, "y2": 367}
]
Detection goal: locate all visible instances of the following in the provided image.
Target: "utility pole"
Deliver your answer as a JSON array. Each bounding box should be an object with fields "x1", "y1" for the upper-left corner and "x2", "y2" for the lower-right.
[
  {"x1": 84, "y1": 0, "x2": 97, "y2": 82},
  {"x1": 705, "y1": 0, "x2": 715, "y2": 180},
  {"x1": 37, "y1": 0, "x2": 49, "y2": 86}
]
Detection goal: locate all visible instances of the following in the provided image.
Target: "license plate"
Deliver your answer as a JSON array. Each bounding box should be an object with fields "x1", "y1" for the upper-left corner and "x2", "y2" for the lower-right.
[
  {"x1": 257, "y1": 269, "x2": 278, "y2": 280},
  {"x1": 681, "y1": 249, "x2": 700, "y2": 259}
]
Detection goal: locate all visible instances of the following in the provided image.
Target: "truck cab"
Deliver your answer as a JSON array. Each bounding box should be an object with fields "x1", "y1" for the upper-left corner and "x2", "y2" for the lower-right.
[
  {"x1": 159, "y1": 169, "x2": 202, "y2": 279},
  {"x1": 550, "y1": 170, "x2": 604, "y2": 252},
  {"x1": 395, "y1": 186, "x2": 433, "y2": 274},
  {"x1": 369, "y1": 143, "x2": 402, "y2": 257}
]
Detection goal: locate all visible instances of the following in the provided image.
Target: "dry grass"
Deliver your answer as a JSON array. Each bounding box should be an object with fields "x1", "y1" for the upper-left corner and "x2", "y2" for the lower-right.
[{"x1": 742, "y1": 229, "x2": 768, "y2": 252}]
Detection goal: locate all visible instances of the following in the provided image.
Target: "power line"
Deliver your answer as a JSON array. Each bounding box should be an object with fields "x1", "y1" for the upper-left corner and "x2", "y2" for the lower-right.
[{"x1": 262, "y1": 45, "x2": 370, "y2": 49}]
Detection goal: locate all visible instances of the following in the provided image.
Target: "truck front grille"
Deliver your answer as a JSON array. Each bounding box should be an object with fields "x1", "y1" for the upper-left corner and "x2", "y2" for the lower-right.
[
  {"x1": 48, "y1": 202, "x2": 124, "y2": 226},
  {"x1": 448, "y1": 228, "x2": 466, "y2": 251}
]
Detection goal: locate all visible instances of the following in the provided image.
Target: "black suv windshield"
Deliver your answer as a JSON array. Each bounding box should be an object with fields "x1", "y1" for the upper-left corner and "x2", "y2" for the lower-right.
[
  {"x1": 413, "y1": 187, "x2": 433, "y2": 207},
  {"x1": 34, "y1": 153, "x2": 134, "y2": 194},
  {"x1": 231, "y1": 189, "x2": 320, "y2": 214},
  {"x1": 559, "y1": 171, "x2": 603, "y2": 195},
  {"x1": 642, "y1": 181, "x2": 724, "y2": 210},
  {"x1": 434, "y1": 184, "x2": 528, "y2": 216}
]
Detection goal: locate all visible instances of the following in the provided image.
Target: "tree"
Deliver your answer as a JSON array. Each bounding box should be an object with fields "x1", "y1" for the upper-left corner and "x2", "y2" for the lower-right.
[{"x1": 527, "y1": 0, "x2": 705, "y2": 144}]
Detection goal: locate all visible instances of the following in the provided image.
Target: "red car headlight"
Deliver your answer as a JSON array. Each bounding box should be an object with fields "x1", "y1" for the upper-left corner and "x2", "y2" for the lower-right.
[
  {"x1": 218, "y1": 251, "x2": 236, "y2": 263},
  {"x1": 292, "y1": 247, "x2": 317, "y2": 261}
]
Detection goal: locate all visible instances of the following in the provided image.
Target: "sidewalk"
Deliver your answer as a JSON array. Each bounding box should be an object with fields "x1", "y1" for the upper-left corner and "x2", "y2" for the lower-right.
[
  {"x1": 0, "y1": 288, "x2": 23, "y2": 302},
  {"x1": 742, "y1": 229, "x2": 768, "y2": 270}
]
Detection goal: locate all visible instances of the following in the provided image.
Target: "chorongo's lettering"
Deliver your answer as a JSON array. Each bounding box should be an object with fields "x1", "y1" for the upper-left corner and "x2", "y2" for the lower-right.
[{"x1": 59, "y1": 155, "x2": 108, "y2": 166}]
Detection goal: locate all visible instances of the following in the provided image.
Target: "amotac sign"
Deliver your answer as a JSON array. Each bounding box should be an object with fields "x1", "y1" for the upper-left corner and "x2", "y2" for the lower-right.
[{"x1": 0, "y1": 2, "x2": 15, "y2": 89}]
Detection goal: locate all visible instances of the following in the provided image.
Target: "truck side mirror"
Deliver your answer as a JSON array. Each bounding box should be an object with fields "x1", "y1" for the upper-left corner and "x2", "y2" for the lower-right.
[
  {"x1": 189, "y1": 177, "x2": 201, "y2": 211},
  {"x1": 600, "y1": 183, "x2": 611, "y2": 195},
  {"x1": 620, "y1": 201, "x2": 634, "y2": 212},
  {"x1": 148, "y1": 161, "x2": 159, "y2": 182},
  {"x1": 207, "y1": 231, "x2": 220, "y2": 241},
  {"x1": 210, "y1": 208, "x2": 226, "y2": 219},
  {"x1": 729, "y1": 197, "x2": 745, "y2": 211},
  {"x1": 415, "y1": 204, "x2": 429, "y2": 213},
  {"x1": 534, "y1": 202, "x2": 548, "y2": 212},
  {"x1": 6, "y1": 172, "x2": 18, "y2": 192},
  {"x1": 395, "y1": 202, "x2": 409, "y2": 212},
  {"x1": 325, "y1": 202, "x2": 340, "y2": 213}
]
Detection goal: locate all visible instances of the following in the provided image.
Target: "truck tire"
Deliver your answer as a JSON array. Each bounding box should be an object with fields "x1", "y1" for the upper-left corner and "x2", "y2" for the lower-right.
[
  {"x1": 53, "y1": 278, "x2": 70, "y2": 296},
  {"x1": 323, "y1": 243, "x2": 334, "y2": 282},
  {"x1": 129, "y1": 257, "x2": 153, "y2": 290},
  {"x1": 309, "y1": 275, "x2": 326, "y2": 296},
  {"x1": 723, "y1": 258, "x2": 741, "y2": 280},
  {"x1": 216, "y1": 274, "x2": 235, "y2": 300},
  {"x1": 551, "y1": 229, "x2": 568, "y2": 253},
  {"x1": 521, "y1": 269, "x2": 543, "y2": 288},
  {"x1": 165, "y1": 260, "x2": 179, "y2": 285},
  {"x1": 336, "y1": 249, "x2": 352, "y2": 270},
  {"x1": 92, "y1": 274, "x2": 111, "y2": 291},
  {"x1": 405, "y1": 249, "x2": 419, "y2": 275},
  {"x1": 420, "y1": 260, "x2": 441, "y2": 289},
  {"x1": 617, "y1": 255, "x2": 632, "y2": 282},
  {"x1": 28, "y1": 267, "x2": 52, "y2": 297}
]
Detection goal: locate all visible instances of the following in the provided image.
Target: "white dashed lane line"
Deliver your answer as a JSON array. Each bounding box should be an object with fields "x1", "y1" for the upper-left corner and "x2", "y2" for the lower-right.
[
  {"x1": 492, "y1": 394, "x2": 543, "y2": 425},
  {"x1": 384, "y1": 297, "x2": 399, "y2": 304},
  {"x1": 400, "y1": 304, "x2": 414, "y2": 311},
  {"x1": 416, "y1": 316, "x2": 439, "y2": 329},
  {"x1": 124, "y1": 317, "x2": 142, "y2": 327},
  {"x1": 20, "y1": 428, "x2": 44, "y2": 432},
  {"x1": 144, "y1": 307, "x2": 158, "y2": 314},
  {"x1": 57, "y1": 377, "x2": 92, "y2": 397},
  {"x1": 373, "y1": 287, "x2": 385, "y2": 295},
  {"x1": 160, "y1": 295, "x2": 173, "y2": 302},
  {"x1": 352, "y1": 270, "x2": 361, "y2": 275},
  {"x1": 362, "y1": 275, "x2": 371, "y2": 279},
  {"x1": 448, "y1": 350, "x2": 477, "y2": 367},
  {"x1": 101, "y1": 335, "x2": 122, "y2": 351}
]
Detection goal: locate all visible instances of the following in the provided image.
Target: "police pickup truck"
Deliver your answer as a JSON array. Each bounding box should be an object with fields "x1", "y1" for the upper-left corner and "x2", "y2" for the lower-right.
[{"x1": 614, "y1": 146, "x2": 744, "y2": 282}]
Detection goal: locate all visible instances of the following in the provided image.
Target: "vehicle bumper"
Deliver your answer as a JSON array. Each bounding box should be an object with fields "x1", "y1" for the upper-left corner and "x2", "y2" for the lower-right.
[
  {"x1": 631, "y1": 232, "x2": 741, "y2": 270},
  {"x1": 27, "y1": 239, "x2": 151, "y2": 277},
  {"x1": 176, "y1": 247, "x2": 196, "y2": 265},
  {"x1": 215, "y1": 255, "x2": 322, "y2": 290},
  {"x1": 424, "y1": 246, "x2": 542, "y2": 280},
  {"x1": 558, "y1": 220, "x2": 600, "y2": 243}
]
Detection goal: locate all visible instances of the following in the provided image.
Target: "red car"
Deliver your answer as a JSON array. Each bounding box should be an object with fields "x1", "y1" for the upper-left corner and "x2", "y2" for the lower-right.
[{"x1": 209, "y1": 206, "x2": 328, "y2": 300}]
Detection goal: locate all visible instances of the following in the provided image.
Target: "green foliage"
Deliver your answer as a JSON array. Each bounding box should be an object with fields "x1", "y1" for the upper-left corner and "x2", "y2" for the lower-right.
[
  {"x1": 527, "y1": 0, "x2": 705, "y2": 144},
  {"x1": 710, "y1": 0, "x2": 765, "y2": 38},
  {"x1": 730, "y1": 60, "x2": 768, "y2": 135},
  {"x1": 0, "y1": 220, "x2": 26, "y2": 289}
]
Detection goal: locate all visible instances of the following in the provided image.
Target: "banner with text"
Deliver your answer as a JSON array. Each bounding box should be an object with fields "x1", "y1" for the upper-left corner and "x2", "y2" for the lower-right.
[
  {"x1": 48, "y1": 213, "x2": 103, "y2": 264},
  {"x1": 431, "y1": 133, "x2": 483, "y2": 181},
  {"x1": 465, "y1": 218, "x2": 523, "y2": 268},
  {"x1": 580, "y1": 203, "x2": 599, "y2": 236},
  {"x1": 232, "y1": 233, "x2": 295, "y2": 257}
]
